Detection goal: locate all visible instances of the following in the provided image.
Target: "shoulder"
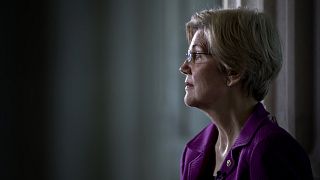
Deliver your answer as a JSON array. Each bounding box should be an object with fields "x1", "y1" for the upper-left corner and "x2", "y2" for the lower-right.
[
  {"x1": 250, "y1": 120, "x2": 307, "y2": 157},
  {"x1": 247, "y1": 121, "x2": 313, "y2": 179},
  {"x1": 250, "y1": 120, "x2": 296, "y2": 149}
]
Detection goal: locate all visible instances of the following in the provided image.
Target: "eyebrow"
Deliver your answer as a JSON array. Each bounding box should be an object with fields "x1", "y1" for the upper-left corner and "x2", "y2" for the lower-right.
[
  {"x1": 192, "y1": 44, "x2": 202, "y2": 48},
  {"x1": 190, "y1": 44, "x2": 204, "y2": 51}
]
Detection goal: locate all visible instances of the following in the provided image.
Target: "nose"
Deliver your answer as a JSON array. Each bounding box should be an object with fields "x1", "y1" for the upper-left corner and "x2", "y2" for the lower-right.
[{"x1": 179, "y1": 60, "x2": 191, "y2": 75}]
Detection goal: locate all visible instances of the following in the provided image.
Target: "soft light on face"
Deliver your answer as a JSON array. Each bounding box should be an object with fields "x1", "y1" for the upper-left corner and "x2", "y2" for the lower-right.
[{"x1": 180, "y1": 30, "x2": 227, "y2": 110}]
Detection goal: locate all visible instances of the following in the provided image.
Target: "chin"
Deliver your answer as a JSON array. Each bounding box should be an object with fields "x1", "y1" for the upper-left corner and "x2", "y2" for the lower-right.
[{"x1": 184, "y1": 95, "x2": 199, "y2": 107}]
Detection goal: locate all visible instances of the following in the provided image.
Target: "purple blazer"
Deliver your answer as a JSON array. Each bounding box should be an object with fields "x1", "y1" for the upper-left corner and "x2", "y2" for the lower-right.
[{"x1": 180, "y1": 103, "x2": 313, "y2": 180}]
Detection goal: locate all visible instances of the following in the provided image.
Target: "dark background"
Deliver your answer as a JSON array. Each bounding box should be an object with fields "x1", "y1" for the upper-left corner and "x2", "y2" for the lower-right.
[{"x1": 1, "y1": 1, "x2": 50, "y2": 179}]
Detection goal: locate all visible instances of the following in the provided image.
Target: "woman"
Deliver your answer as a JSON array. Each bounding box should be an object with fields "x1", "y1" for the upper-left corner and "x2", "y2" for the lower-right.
[{"x1": 179, "y1": 8, "x2": 313, "y2": 180}]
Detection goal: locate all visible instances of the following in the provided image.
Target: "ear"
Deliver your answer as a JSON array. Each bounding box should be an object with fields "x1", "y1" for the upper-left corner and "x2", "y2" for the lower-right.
[{"x1": 226, "y1": 70, "x2": 242, "y2": 87}]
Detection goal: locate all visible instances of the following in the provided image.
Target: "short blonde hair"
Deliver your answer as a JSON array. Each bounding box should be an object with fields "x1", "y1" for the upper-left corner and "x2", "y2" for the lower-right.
[{"x1": 186, "y1": 8, "x2": 282, "y2": 101}]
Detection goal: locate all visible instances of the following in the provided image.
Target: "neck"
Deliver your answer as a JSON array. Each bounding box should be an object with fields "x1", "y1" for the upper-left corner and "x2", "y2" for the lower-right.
[{"x1": 204, "y1": 97, "x2": 257, "y2": 156}]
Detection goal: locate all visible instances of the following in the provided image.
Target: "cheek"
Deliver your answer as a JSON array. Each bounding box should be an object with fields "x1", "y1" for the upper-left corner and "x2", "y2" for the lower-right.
[{"x1": 194, "y1": 69, "x2": 226, "y2": 95}]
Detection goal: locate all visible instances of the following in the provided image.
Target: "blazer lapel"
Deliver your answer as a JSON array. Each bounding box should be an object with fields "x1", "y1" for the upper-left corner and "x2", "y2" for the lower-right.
[{"x1": 181, "y1": 123, "x2": 218, "y2": 180}]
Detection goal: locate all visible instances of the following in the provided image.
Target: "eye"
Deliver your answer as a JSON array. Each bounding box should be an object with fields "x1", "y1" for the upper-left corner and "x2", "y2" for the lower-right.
[
  {"x1": 190, "y1": 52, "x2": 204, "y2": 63},
  {"x1": 193, "y1": 53, "x2": 201, "y2": 61}
]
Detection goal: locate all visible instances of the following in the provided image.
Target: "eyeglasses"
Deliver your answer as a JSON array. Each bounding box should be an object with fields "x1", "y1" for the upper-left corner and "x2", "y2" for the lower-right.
[{"x1": 185, "y1": 50, "x2": 212, "y2": 64}]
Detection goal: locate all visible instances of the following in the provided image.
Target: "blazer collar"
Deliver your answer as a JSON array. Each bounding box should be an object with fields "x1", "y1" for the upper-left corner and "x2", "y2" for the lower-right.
[{"x1": 232, "y1": 102, "x2": 270, "y2": 149}]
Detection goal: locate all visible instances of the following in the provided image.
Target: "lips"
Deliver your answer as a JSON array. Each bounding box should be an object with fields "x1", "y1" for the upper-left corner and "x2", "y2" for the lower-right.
[
  {"x1": 185, "y1": 81, "x2": 194, "y2": 89},
  {"x1": 186, "y1": 82, "x2": 194, "y2": 87}
]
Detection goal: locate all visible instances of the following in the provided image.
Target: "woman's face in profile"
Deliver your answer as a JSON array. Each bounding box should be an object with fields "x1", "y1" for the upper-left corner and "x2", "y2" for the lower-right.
[{"x1": 180, "y1": 30, "x2": 227, "y2": 109}]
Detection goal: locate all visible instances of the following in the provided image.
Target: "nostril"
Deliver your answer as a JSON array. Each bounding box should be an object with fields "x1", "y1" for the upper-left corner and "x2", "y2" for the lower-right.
[
  {"x1": 179, "y1": 62, "x2": 191, "y2": 75},
  {"x1": 179, "y1": 66, "x2": 187, "y2": 75}
]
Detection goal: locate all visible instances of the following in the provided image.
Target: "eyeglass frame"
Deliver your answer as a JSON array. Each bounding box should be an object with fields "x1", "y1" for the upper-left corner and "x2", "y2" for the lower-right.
[{"x1": 185, "y1": 50, "x2": 212, "y2": 64}]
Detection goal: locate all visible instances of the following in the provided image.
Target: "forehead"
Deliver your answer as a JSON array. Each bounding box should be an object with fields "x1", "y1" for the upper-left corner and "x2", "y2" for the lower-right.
[{"x1": 189, "y1": 30, "x2": 207, "y2": 50}]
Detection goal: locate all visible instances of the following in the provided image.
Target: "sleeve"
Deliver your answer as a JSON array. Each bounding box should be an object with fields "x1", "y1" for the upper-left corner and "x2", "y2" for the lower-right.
[{"x1": 249, "y1": 133, "x2": 313, "y2": 180}]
